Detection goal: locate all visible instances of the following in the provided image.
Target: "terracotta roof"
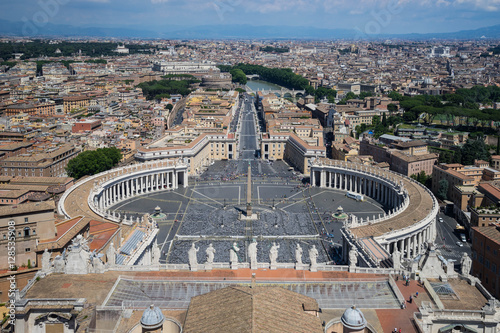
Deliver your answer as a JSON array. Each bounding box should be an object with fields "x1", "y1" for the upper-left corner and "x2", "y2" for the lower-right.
[
  {"x1": 0, "y1": 200, "x2": 55, "y2": 217},
  {"x1": 392, "y1": 140, "x2": 427, "y2": 148},
  {"x1": 36, "y1": 216, "x2": 90, "y2": 251},
  {"x1": 183, "y1": 286, "x2": 323, "y2": 333},
  {"x1": 472, "y1": 226, "x2": 500, "y2": 245},
  {"x1": 478, "y1": 183, "x2": 500, "y2": 202},
  {"x1": 88, "y1": 220, "x2": 119, "y2": 251}
]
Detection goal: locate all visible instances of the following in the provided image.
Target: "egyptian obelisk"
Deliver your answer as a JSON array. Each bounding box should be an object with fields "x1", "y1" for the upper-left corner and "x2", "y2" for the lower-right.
[{"x1": 246, "y1": 162, "x2": 252, "y2": 217}]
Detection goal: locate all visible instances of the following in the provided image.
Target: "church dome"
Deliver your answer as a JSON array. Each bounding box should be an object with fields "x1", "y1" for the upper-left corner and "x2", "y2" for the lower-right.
[
  {"x1": 141, "y1": 304, "x2": 165, "y2": 329},
  {"x1": 341, "y1": 305, "x2": 367, "y2": 330}
]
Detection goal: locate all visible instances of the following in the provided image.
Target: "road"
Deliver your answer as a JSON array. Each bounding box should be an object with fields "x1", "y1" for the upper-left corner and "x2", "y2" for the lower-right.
[
  {"x1": 238, "y1": 96, "x2": 259, "y2": 160},
  {"x1": 435, "y1": 212, "x2": 471, "y2": 264}
]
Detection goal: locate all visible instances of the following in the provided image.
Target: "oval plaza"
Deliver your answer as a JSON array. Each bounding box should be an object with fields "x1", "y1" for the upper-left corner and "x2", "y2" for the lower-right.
[{"x1": 58, "y1": 155, "x2": 439, "y2": 268}]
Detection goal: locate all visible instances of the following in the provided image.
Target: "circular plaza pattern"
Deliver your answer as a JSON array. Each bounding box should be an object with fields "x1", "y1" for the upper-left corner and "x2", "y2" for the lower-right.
[{"x1": 59, "y1": 157, "x2": 438, "y2": 267}]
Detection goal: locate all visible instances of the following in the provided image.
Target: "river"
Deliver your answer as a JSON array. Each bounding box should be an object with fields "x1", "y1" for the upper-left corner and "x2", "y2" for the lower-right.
[{"x1": 246, "y1": 79, "x2": 283, "y2": 92}]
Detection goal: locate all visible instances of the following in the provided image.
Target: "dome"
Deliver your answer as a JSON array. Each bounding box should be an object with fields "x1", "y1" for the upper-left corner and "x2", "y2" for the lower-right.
[
  {"x1": 341, "y1": 305, "x2": 367, "y2": 330},
  {"x1": 141, "y1": 304, "x2": 165, "y2": 329},
  {"x1": 359, "y1": 57, "x2": 371, "y2": 63}
]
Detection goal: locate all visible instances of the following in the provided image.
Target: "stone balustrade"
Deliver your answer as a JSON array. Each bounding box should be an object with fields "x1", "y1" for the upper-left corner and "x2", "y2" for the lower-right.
[
  {"x1": 311, "y1": 158, "x2": 438, "y2": 263},
  {"x1": 58, "y1": 160, "x2": 189, "y2": 221}
]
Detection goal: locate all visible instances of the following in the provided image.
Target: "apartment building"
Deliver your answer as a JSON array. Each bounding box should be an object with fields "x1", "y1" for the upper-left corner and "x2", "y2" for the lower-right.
[
  {"x1": 360, "y1": 139, "x2": 437, "y2": 177},
  {"x1": 0, "y1": 144, "x2": 80, "y2": 177},
  {"x1": 471, "y1": 225, "x2": 500, "y2": 300},
  {"x1": 5, "y1": 103, "x2": 56, "y2": 117},
  {"x1": 63, "y1": 95, "x2": 90, "y2": 113},
  {"x1": 0, "y1": 201, "x2": 56, "y2": 269}
]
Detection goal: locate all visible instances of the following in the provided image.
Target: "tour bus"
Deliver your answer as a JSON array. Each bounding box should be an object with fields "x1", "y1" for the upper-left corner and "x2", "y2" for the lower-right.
[{"x1": 346, "y1": 192, "x2": 364, "y2": 202}]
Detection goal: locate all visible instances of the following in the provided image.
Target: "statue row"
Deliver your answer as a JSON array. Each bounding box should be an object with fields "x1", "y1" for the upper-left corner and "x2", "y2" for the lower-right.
[
  {"x1": 41, "y1": 236, "x2": 162, "y2": 275},
  {"x1": 188, "y1": 241, "x2": 319, "y2": 270}
]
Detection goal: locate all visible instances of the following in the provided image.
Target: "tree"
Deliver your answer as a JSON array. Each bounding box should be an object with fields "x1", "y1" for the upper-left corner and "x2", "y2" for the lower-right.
[
  {"x1": 359, "y1": 91, "x2": 373, "y2": 99},
  {"x1": 382, "y1": 113, "x2": 387, "y2": 127},
  {"x1": 165, "y1": 104, "x2": 174, "y2": 111},
  {"x1": 66, "y1": 147, "x2": 122, "y2": 179},
  {"x1": 387, "y1": 103, "x2": 398, "y2": 113},
  {"x1": 345, "y1": 91, "x2": 357, "y2": 100},
  {"x1": 437, "y1": 179, "x2": 449, "y2": 200},
  {"x1": 229, "y1": 68, "x2": 247, "y2": 85},
  {"x1": 461, "y1": 139, "x2": 490, "y2": 165},
  {"x1": 388, "y1": 91, "x2": 404, "y2": 101}
]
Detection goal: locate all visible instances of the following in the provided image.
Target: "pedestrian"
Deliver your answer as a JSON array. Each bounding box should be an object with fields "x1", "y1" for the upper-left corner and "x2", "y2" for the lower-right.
[
  {"x1": 409, "y1": 295, "x2": 413, "y2": 303},
  {"x1": 415, "y1": 291, "x2": 418, "y2": 298},
  {"x1": 399, "y1": 329, "x2": 401, "y2": 333},
  {"x1": 394, "y1": 328, "x2": 397, "y2": 333}
]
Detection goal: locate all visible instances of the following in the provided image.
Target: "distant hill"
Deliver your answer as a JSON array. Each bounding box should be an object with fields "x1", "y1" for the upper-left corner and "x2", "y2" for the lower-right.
[{"x1": 0, "y1": 19, "x2": 499, "y2": 40}]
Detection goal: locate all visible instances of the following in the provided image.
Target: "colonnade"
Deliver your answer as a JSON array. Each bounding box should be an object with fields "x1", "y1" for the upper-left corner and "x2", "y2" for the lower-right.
[
  {"x1": 97, "y1": 169, "x2": 187, "y2": 210},
  {"x1": 313, "y1": 169, "x2": 404, "y2": 208},
  {"x1": 381, "y1": 224, "x2": 435, "y2": 259},
  {"x1": 310, "y1": 161, "x2": 438, "y2": 264}
]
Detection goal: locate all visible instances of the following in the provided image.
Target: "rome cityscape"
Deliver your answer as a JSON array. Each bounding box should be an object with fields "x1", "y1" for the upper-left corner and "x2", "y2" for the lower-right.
[{"x1": 0, "y1": 0, "x2": 500, "y2": 332}]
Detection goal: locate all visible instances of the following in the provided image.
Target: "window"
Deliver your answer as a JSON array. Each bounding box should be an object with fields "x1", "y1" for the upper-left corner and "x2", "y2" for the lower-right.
[
  {"x1": 24, "y1": 217, "x2": 28, "y2": 223},
  {"x1": 25, "y1": 248, "x2": 30, "y2": 252}
]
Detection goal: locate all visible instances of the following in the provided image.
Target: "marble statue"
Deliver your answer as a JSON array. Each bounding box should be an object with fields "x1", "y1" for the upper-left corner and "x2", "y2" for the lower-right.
[
  {"x1": 53, "y1": 255, "x2": 65, "y2": 273},
  {"x1": 309, "y1": 245, "x2": 318, "y2": 267},
  {"x1": 65, "y1": 235, "x2": 91, "y2": 274},
  {"x1": 206, "y1": 243, "x2": 216, "y2": 264},
  {"x1": 41, "y1": 249, "x2": 51, "y2": 273},
  {"x1": 106, "y1": 243, "x2": 116, "y2": 266},
  {"x1": 93, "y1": 257, "x2": 105, "y2": 274},
  {"x1": 269, "y1": 242, "x2": 280, "y2": 266},
  {"x1": 152, "y1": 243, "x2": 161, "y2": 265},
  {"x1": 461, "y1": 253, "x2": 472, "y2": 276},
  {"x1": 188, "y1": 243, "x2": 199, "y2": 270},
  {"x1": 248, "y1": 240, "x2": 258, "y2": 268},
  {"x1": 392, "y1": 249, "x2": 401, "y2": 270},
  {"x1": 349, "y1": 248, "x2": 358, "y2": 267},
  {"x1": 295, "y1": 244, "x2": 303, "y2": 265},
  {"x1": 230, "y1": 242, "x2": 240, "y2": 266}
]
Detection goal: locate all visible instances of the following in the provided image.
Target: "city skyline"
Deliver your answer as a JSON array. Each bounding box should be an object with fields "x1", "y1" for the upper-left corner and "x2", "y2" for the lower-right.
[{"x1": 1, "y1": 0, "x2": 500, "y2": 38}]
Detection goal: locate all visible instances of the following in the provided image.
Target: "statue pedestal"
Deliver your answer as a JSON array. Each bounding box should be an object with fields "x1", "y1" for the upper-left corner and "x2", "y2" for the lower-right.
[
  {"x1": 65, "y1": 251, "x2": 88, "y2": 275},
  {"x1": 240, "y1": 213, "x2": 258, "y2": 221},
  {"x1": 295, "y1": 263, "x2": 306, "y2": 270},
  {"x1": 310, "y1": 264, "x2": 318, "y2": 272},
  {"x1": 205, "y1": 263, "x2": 213, "y2": 271},
  {"x1": 231, "y1": 263, "x2": 239, "y2": 270},
  {"x1": 270, "y1": 263, "x2": 277, "y2": 270},
  {"x1": 250, "y1": 262, "x2": 258, "y2": 270},
  {"x1": 349, "y1": 265, "x2": 356, "y2": 273},
  {"x1": 190, "y1": 264, "x2": 198, "y2": 272}
]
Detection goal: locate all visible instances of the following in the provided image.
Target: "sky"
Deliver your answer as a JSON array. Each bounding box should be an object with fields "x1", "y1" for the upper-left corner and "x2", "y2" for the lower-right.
[{"x1": 1, "y1": 0, "x2": 500, "y2": 35}]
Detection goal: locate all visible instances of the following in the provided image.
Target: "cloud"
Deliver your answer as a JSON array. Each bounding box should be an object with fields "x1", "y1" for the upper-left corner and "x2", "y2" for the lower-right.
[
  {"x1": 76, "y1": 0, "x2": 111, "y2": 2},
  {"x1": 240, "y1": 0, "x2": 500, "y2": 13},
  {"x1": 453, "y1": 0, "x2": 500, "y2": 11},
  {"x1": 246, "y1": 0, "x2": 309, "y2": 13}
]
